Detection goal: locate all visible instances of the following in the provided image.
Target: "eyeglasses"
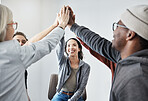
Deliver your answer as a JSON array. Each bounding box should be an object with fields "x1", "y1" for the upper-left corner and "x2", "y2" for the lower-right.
[
  {"x1": 112, "y1": 22, "x2": 128, "y2": 31},
  {"x1": 7, "y1": 22, "x2": 18, "y2": 30}
]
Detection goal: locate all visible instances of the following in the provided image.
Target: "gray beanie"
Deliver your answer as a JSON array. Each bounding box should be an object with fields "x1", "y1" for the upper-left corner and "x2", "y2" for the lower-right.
[{"x1": 121, "y1": 5, "x2": 148, "y2": 40}]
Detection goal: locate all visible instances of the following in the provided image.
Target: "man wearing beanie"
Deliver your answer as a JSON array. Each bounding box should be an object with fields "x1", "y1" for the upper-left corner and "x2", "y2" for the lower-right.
[{"x1": 67, "y1": 5, "x2": 148, "y2": 101}]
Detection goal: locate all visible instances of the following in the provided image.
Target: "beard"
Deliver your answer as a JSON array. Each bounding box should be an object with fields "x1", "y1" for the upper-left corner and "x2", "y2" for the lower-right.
[
  {"x1": 112, "y1": 38, "x2": 125, "y2": 52},
  {"x1": 111, "y1": 39, "x2": 116, "y2": 49}
]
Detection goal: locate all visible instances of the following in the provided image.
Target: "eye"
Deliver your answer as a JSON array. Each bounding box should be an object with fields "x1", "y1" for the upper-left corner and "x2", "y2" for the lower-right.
[
  {"x1": 22, "y1": 40, "x2": 26, "y2": 44},
  {"x1": 17, "y1": 39, "x2": 20, "y2": 43},
  {"x1": 73, "y1": 43, "x2": 77, "y2": 46}
]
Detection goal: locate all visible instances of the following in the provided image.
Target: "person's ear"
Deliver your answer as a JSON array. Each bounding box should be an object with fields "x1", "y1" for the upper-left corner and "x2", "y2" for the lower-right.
[{"x1": 126, "y1": 30, "x2": 136, "y2": 41}]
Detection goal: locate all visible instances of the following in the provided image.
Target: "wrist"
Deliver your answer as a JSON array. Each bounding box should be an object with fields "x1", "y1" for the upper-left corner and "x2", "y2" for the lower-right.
[
  {"x1": 67, "y1": 24, "x2": 72, "y2": 29},
  {"x1": 58, "y1": 23, "x2": 66, "y2": 29},
  {"x1": 58, "y1": 25, "x2": 64, "y2": 30},
  {"x1": 52, "y1": 23, "x2": 58, "y2": 28}
]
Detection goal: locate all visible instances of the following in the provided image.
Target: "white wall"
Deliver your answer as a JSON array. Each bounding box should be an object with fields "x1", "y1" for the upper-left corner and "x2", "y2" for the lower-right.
[{"x1": 2, "y1": 0, "x2": 148, "y2": 101}]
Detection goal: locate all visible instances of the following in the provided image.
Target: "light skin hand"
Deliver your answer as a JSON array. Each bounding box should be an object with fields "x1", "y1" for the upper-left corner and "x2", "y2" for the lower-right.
[
  {"x1": 25, "y1": 14, "x2": 59, "y2": 45},
  {"x1": 58, "y1": 6, "x2": 70, "y2": 29},
  {"x1": 24, "y1": 6, "x2": 69, "y2": 45}
]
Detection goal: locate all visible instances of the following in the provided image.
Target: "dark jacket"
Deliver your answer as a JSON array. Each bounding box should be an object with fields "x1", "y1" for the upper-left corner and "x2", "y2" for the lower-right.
[{"x1": 71, "y1": 23, "x2": 148, "y2": 101}]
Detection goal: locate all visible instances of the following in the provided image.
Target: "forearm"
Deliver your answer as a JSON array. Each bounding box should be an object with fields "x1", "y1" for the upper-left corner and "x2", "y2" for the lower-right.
[
  {"x1": 27, "y1": 25, "x2": 57, "y2": 44},
  {"x1": 71, "y1": 23, "x2": 120, "y2": 63},
  {"x1": 78, "y1": 37, "x2": 116, "y2": 69},
  {"x1": 20, "y1": 27, "x2": 65, "y2": 68},
  {"x1": 56, "y1": 36, "x2": 66, "y2": 66}
]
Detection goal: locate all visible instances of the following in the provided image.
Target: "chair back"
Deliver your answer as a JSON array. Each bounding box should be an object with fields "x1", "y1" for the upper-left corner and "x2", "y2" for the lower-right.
[{"x1": 48, "y1": 74, "x2": 58, "y2": 100}]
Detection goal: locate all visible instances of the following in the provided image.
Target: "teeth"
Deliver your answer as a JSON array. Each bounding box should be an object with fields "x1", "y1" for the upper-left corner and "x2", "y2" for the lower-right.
[{"x1": 70, "y1": 50, "x2": 74, "y2": 52}]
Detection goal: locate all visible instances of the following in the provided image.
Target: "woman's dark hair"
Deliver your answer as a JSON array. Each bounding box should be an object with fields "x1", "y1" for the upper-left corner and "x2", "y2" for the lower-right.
[
  {"x1": 65, "y1": 38, "x2": 83, "y2": 60},
  {"x1": 13, "y1": 31, "x2": 28, "y2": 41}
]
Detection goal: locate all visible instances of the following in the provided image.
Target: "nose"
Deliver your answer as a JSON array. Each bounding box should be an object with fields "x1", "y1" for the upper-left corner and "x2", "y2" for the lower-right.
[
  {"x1": 70, "y1": 45, "x2": 74, "y2": 49},
  {"x1": 20, "y1": 42, "x2": 24, "y2": 46},
  {"x1": 68, "y1": 46, "x2": 74, "y2": 52}
]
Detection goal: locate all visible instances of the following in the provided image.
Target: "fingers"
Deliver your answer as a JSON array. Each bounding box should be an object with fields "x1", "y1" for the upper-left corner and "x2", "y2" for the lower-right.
[
  {"x1": 58, "y1": 6, "x2": 70, "y2": 29},
  {"x1": 60, "y1": 6, "x2": 64, "y2": 16},
  {"x1": 73, "y1": 15, "x2": 75, "y2": 21},
  {"x1": 59, "y1": 6, "x2": 68, "y2": 16},
  {"x1": 60, "y1": 6, "x2": 70, "y2": 20},
  {"x1": 57, "y1": 13, "x2": 60, "y2": 17},
  {"x1": 62, "y1": 5, "x2": 65, "y2": 14},
  {"x1": 58, "y1": 5, "x2": 74, "y2": 29},
  {"x1": 65, "y1": 6, "x2": 68, "y2": 15},
  {"x1": 68, "y1": 6, "x2": 74, "y2": 16},
  {"x1": 59, "y1": 5, "x2": 73, "y2": 17},
  {"x1": 66, "y1": 6, "x2": 70, "y2": 17}
]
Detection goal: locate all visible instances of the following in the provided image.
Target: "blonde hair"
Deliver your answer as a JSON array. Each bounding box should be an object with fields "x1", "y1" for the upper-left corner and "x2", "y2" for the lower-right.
[{"x1": 0, "y1": 4, "x2": 13, "y2": 42}]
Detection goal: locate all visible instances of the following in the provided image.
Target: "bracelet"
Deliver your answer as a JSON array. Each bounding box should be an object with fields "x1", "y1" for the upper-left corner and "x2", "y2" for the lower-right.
[{"x1": 58, "y1": 26, "x2": 64, "y2": 29}]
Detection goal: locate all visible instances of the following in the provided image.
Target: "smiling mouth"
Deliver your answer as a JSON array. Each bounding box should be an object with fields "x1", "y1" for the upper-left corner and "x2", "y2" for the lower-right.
[
  {"x1": 69, "y1": 51, "x2": 75, "y2": 53},
  {"x1": 69, "y1": 50, "x2": 75, "y2": 53}
]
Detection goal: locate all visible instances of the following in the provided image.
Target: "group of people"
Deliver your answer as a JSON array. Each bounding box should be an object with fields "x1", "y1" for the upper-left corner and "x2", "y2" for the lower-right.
[{"x1": 0, "y1": 3, "x2": 148, "y2": 101}]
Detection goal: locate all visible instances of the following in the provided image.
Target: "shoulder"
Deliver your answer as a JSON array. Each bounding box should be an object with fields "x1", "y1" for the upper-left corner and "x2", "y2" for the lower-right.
[
  {"x1": 84, "y1": 62, "x2": 90, "y2": 68},
  {"x1": 0, "y1": 40, "x2": 20, "y2": 52},
  {"x1": 0, "y1": 40, "x2": 19, "y2": 46},
  {"x1": 80, "y1": 60, "x2": 90, "y2": 70}
]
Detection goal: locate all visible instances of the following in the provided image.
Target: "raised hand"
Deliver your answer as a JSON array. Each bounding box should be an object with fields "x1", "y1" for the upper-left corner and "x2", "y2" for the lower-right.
[
  {"x1": 67, "y1": 6, "x2": 75, "y2": 28},
  {"x1": 58, "y1": 6, "x2": 70, "y2": 29}
]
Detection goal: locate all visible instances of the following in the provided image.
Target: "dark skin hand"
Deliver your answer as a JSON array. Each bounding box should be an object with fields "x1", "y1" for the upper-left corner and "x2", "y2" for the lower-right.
[{"x1": 66, "y1": 6, "x2": 75, "y2": 28}]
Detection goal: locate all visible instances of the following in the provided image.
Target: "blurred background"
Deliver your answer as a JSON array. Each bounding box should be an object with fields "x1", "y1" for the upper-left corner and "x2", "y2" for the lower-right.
[{"x1": 1, "y1": 0, "x2": 148, "y2": 101}]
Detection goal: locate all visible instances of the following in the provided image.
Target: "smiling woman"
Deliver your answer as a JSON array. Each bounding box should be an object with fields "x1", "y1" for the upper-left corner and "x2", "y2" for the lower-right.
[
  {"x1": 53, "y1": 36, "x2": 90, "y2": 101},
  {"x1": 2, "y1": 0, "x2": 148, "y2": 101}
]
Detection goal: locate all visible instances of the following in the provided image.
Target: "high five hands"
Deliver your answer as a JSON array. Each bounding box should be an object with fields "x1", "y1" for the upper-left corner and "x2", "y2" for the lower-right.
[
  {"x1": 57, "y1": 6, "x2": 70, "y2": 30},
  {"x1": 67, "y1": 6, "x2": 75, "y2": 28},
  {"x1": 57, "y1": 5, "x2": 75, "y2": 30}
]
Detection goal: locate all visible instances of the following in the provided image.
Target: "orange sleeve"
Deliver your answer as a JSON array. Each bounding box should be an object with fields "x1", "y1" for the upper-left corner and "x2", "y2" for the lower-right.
[{"x1": 77, "y1": 37, "x2": 116, "y2": 80}]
